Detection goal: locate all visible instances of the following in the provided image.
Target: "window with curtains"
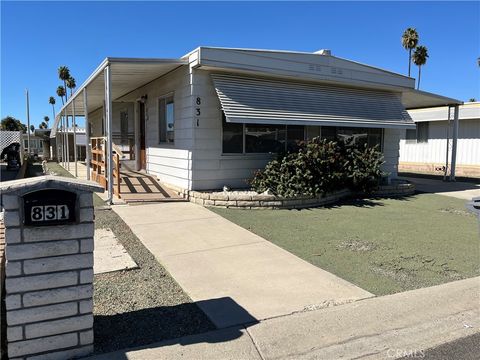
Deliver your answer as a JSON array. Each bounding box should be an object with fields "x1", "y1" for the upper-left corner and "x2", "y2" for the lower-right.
[{"x1": 159, "y1": 95, "x2": 174, "y2": 143}]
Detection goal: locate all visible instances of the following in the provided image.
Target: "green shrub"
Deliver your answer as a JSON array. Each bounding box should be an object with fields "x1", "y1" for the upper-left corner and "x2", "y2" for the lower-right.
[
  {"x1": 343, "y1": 144, "x2": 386, "y2": 193},
  {"x1": 250, "y1": 138, "x2": 385, "y2": 197}
]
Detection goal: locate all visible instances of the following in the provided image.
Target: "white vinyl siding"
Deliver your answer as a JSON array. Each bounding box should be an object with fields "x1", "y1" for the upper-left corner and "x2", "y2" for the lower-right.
[
  {"x1": 190, "y1": 69, "x2": 273, "y2": 190},
  {"x1": 400, "y1": 119, "x2": 480, "y2": 166},
  {"x1": 191, "y1": 68, "x2": 402, "y2": 190},
  {"x1": 120, "y1": 66, "x2": 193, "y2": 190}
]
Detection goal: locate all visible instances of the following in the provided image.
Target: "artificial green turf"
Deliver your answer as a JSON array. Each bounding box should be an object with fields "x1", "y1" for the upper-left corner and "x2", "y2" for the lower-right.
[{"x1": 211, "y1": 194, "x2": 480, "y2": 295}]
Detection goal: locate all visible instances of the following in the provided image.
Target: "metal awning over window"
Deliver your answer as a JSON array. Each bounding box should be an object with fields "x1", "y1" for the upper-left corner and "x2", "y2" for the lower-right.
[{"x1": 212, "y1": 74, "x2": 416, "y2": 129}]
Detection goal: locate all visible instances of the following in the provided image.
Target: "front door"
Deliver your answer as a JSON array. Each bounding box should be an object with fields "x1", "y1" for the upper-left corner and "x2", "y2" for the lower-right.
[{"x1": 139, "y1": 102, "x2": 146, "y2": 170}]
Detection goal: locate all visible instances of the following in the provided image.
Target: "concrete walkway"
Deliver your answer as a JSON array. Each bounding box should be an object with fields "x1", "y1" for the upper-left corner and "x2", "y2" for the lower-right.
[
  {"x1": 88, "y1": 277, "x2": 480, "y2": 360},
  {"x1": 400, "y1": 176, "x2": 480, "y2": 200},
  {"x1": 113, "y1": 202, "x2": 373, "y2": 328}
]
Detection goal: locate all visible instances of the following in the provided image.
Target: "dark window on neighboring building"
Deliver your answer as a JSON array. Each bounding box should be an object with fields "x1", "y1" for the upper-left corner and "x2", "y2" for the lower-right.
[
  {"x1": 406, "y1": 128, "x2": 417, "y2": 143},
  {"x1": 416, "y1": 122, "x2": 429, "y2": 143}
]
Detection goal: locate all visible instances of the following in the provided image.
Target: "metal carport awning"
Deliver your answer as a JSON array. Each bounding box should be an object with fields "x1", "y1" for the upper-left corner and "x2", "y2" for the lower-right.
[
  {"x1": 212, "y1": 74, "x2": 416, "y2": 129},
  {"x1": 50, "y1": 58, "x2": 188, "y2": 137}
]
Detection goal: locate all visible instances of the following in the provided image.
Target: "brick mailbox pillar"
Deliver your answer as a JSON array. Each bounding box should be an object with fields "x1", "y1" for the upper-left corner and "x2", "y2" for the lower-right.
[{"x1": 0, "y1": 176, "x2": 103, "y2": 360}]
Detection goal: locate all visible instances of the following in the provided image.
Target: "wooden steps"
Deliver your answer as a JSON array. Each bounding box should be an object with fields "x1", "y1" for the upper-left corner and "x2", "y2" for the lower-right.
[{"x1": 115, "y1": 170, "x2": 185, "y2": 204}]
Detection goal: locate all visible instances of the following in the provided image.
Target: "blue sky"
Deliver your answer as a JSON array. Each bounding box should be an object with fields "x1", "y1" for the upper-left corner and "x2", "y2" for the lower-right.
[{"x1": 1, "y1": 1, "x2": 479, "y2": 128}]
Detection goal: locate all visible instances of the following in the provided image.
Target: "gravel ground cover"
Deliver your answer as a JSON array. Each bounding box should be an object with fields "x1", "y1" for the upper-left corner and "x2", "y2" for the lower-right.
[
  {"x1": 93, "y1": 209, "x2": 215, "y2": 353},
  {"x1": 212, "y1": 193, "x2": 479, "y2": 296},
  {"x1": 44, "y1": 161, "x2": 216, "y2": 353}
]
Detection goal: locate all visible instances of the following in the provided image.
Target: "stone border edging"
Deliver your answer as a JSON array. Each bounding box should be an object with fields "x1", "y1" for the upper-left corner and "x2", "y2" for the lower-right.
[{"x1": 184, "y1": 183, "x2": 415, "y2": 210}]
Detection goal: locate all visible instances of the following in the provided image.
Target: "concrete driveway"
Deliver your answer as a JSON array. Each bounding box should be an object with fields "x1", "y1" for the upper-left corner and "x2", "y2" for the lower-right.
[
  {"x1": 113, "y1": 202, "x2": 373, "y2": 328},
  {"x1": 400, "y1": 176, "x2": 480, "y2": 200}
]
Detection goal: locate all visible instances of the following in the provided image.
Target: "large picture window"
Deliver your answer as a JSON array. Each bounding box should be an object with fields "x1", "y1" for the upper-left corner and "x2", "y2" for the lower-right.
[
  {"x1": 222, "y1": 117, "x2": 243, "y2": 153},
  {"x1": 222, "y1": 114, "x2": 383, "y2": 154},
  {"x1": 320, "y1": 126, "x2": 383, "y2": 149},
  {"x1": 159, "y1": 95, "x2": 174, "y2": 143},
  {"x1": 245, "y1": 124, "x2": 286, "y2": 153}
]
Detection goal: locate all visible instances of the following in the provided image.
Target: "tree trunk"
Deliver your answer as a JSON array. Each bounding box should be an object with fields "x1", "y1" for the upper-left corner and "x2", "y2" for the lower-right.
[
  {"x1": 408, "y1": 48, "x2": 412, "y2": 77},
  {"x1": 417, "y1": 66, "x2": 422, "y2": 90},
  {"x1": 64, "y1": 80, "x2": 68, "y2": 101}
]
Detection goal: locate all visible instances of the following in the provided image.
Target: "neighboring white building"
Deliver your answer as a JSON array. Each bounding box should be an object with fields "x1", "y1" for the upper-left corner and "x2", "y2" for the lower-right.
[
  {"x1": 399, "y1": 102, "x2": 480, "y2": 178},
  {"x1": 22, "y1": 134, "x2": 44, "y2": 158},
  {"x1": 50, "y1": 47, "x2": 461, "y2": 199},
  {"x1": 53, "y1": 127, "x2": 87, "y2": 162}
]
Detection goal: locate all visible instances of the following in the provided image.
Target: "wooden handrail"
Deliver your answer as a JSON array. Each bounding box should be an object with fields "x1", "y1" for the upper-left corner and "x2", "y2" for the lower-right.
[
  {"x1": 89, "y1": 136, "x2": 122, "y2": 198},
  {"x1": 112, "y1": 142, "x2": 124, "y2": 158}
]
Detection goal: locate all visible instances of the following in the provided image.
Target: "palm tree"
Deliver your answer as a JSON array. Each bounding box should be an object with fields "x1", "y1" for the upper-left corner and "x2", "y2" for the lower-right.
[
  {"x1": 58, "y1": 66, "x2": 71, "y2": 101},
  {"x1": 401, "y1": 28, "x2": 419, "y2": 77},
  {"x1": 412, "y1": 45, "x2": 429, "y2": 90},
  {"x1": 49, "y1": 96, "x2": 56, "y2": 119},
  {"x1": 30, "y1": 124, "x2": 35, "y2": 133},
  {"x1": 56, "y1": 86, "x2": 66, "y2": 105},
  {"x1": 66, "y1": 77, "x2": 76, "y2": 97},
  {"x1": 39, "y1": 122, "x2": 48, "y2": 129},
  {"x1": 44, "y1": 116, "x2": 50, "y2": 128}
]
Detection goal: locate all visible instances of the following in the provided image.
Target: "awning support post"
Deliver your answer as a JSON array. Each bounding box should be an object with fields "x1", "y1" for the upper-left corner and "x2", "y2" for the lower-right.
[
  {"x1": 63, "y1": 109, "x2": 68, "y2": 169},
  {"x1": 449, "y1": 105, "x2": 459, "y2": 181},
  {"x1": 104, "y1": 65, "x2": 114, "y2": 204},
  {"x1": 443, "y1": 106, "x2": 452, "y2": 181},
  {"x1": 84, "y1": 88, "x2": 91, "y2": 180},
  {"x1": 65, "y1": 109, "x2": 70, "y2": 170},
  {"x1": 59, "y1": 116, "x2": 64, "y2": 165},
  {"x1": 134, "y1": 101, "x2": 141, "y2": 171},
  {"x1": 72, "y1": 100, "x2": 78, "y2": 177}
]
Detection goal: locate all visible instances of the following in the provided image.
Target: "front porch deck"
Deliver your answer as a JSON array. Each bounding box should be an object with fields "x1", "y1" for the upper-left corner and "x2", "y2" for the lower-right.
[{"x1": 60, "y1": 162, "x2": 185, "y2": 204}]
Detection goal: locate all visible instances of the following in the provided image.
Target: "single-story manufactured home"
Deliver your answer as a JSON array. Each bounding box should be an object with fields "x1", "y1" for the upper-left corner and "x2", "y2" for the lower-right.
[
  {"x1": 21, "y1": 133, "x2": 45, "y2": 159},
  {"x1": 52, "y1": 127, "x2": 87, "y2": 162},
  {"x1": 50, "y1": 47, "x2": 462, "y2": 202},
  {"x1": 399, "y1": 102, "x2": 480, "y2": 178}
]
